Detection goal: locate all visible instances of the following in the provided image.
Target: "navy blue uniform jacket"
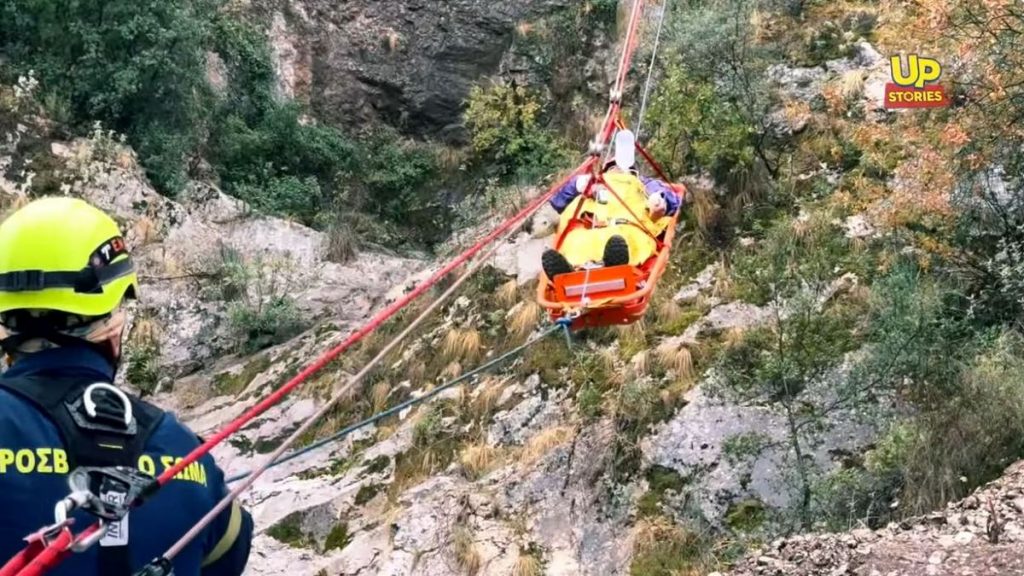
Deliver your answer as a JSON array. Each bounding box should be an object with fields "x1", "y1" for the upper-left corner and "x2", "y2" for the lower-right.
[{"x1": 0, "y1": 345, "x2": 253, "y2": 575}]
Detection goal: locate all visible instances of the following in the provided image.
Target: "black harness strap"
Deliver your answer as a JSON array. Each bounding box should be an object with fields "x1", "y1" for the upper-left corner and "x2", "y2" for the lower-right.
[{"x1": 0, "y1": 377, "x2": 165, "y2": 576}]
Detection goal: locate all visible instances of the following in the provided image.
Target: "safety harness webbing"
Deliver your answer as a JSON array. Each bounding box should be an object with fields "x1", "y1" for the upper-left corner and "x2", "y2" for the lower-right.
[{"x1": 0, "y1": 378, "x2": 164, "y2": 575}]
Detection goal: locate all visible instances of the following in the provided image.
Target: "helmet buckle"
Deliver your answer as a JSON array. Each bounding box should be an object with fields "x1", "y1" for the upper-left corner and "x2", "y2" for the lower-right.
[{"x1": 9, "y1": 270, "x2": 45, "y2": 292}]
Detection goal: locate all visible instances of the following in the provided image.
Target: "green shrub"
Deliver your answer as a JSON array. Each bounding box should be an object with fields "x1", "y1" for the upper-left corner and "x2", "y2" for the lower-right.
[
  {"x1": 643, "y1": 0, "x2": 781, "y2": 211},
  {"x1": 811, "y1": 462, "x2": 902, "y2": 531},
  {"x1": 617, "y1": 378, "x2": 663, "y2": 427},
  {"x1": 0, "y1": 0, "x2": 214, "y2": 195},
  {"x1": 465, "y1": 83, "x2": 570, "y2": 182},
  {"x1": 126, "y1": 341, "x2": 161, "y2": 396},
  {"x1": 730, "y1": 210, "x2": 870, "y2": 306},
  {"x1": 208, "y1": 104, "x2": 357, "y2": 224},
  {"x1": 323, "y1": 522, "x2": 351, "y2": 552},
  {"x1": 637, "y1": 466, "x2": 687, "y2": 517},
  {"x1": 0, "y1": 1, "x2": 443, "y2": 248},
  {"x1": 219, "y1": 254, "x2": 305, "y2": 352},
  {"x1": 266, "y1": 512, "x2": 314, "y2": 548},
  {"x1": 725, "y1": 498, "x2": 767, "y2": 532},
  {"x1": 799, "y1": 12, "x2": 877, "y2": 66},
  {"x1": 208, "y1": 15, "x2": 275, "y2": 120},
  {"x1": 350, "y1": 129, "x2": 447, "y2": 246},
  {"x1": 646, "y1": 65, "x2": 757, "y2": 183}
]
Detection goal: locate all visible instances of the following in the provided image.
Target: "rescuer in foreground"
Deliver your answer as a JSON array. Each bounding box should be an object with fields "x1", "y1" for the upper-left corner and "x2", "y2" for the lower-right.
[
  {"x1": 0, "y1": 197, "x2": 252, "y2": 576},
  {"x1": 541, "y1": 130, "x2": 683, "y2": 280}
]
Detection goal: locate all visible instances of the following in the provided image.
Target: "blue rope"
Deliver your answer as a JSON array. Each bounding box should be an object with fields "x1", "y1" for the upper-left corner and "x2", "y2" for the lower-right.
[
  {"x1": 226, "y1": 324, "x2": 564, "y2": 484},
  {"x1": 556, "y1": 317, "x2": 574, "y2": 349}
]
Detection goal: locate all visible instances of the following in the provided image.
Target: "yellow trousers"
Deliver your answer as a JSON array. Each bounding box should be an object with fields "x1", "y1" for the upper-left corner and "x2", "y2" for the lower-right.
[{"x1": 556, "y1": 173, "x2": 668, "y2": 268}]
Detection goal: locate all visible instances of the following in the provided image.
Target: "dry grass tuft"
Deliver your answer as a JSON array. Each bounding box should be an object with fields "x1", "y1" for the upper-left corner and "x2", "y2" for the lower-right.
[
  {"x1": 660, "y1": 379, "x2": 692, "y2": 410},
  {"x1": 629, "y1": 350, "x2": 650, "y2": 378},
  {"x1": 599, "y1": 347, "x2": 620, "y2": 373},
  {"x1": 515, "y1": 20, "x2": 534, "y2": 36},
  {"x1": 507, "y1": 301, "x2": 541, "y2": 339},
  {"x1": 840, "y1": 70, "x2": 867, "y2": 100},
  {"x1": 469, "y1": 377, "x2": 506, "y2": 420},
  {"x1": 631, "y1": 517, "x2": 706, "y2": 576},
  {"x1": 722, "y1": 327, "x2": 747, "y2": 349},
  {"x1": 385, "y1": 30, "x2": 401, "y2": 53},
  {"x1": 371, "y1": 381, "x2": 391, "y2": 413},
  {"x1": 497, "y1": 279, "x2": 520, "y2": 308},
  {"x1": 711, "y1": 265, "x2": 735, "y2": 300},
  {"x1": 522, "y1": 426, "x2": 573, "y2": 466},
  {"x1": 617, "y1": 321, "x2": 648, "y2": 354},
  {"x1": 327, "y1": 220, "x2": 359, "y2": 264},
  {"x1": 1, "y1": 193, "x2": 30, "y2": 219},
  {"x1": 453, "y1": 525, "x2": 481, "y2": 575},
  {"x1": 130, "y1": 316, "x2": 160, "y2": 347},
  {"x1": 459, "y1": 442, "x2": 501, "y2": 480},
  {"x1": 443, "y1": 327, "x2": 482, "y2": 363},
  {"x1": 376, "y1": 423, "x2": 398, "y2": 442},
  {"x1": 513, "y1": 550, "x2": 543, "y2": 576},
  {"x1": 441, "y1": 361, "x2": 463, "y2": 380},
  {"x1": 654, "y1": 298, "x2": 684, "y2": 326},
  {"x1": 689, "y1": 187, "x2": 719, "y2": 237},
  {"x1": 406, "y1": 360, "x2": 427, "y2": 385},
  {"x1": 656, "y1": 344, "x2": 695, "y2": 384},
  {"x1": 132, "y1": 216, "x2": 159, "y2": 246}
]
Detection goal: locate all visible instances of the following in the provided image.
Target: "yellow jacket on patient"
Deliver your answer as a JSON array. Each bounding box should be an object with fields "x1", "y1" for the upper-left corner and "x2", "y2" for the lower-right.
[{"x1": 556, "y1": 172, "x2": 673, "y2": 268}]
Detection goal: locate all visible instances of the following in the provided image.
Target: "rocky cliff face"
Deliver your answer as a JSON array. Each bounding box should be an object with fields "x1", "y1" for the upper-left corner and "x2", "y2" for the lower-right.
[
  {"x1": 259, "y1": 0, "x2": 571, "y2": 141},
  {"x1": 5, "y1": 0, "x2": 1024, "y2": 571},
  {"x1": 722, "y1": 460, "x2": 1024, "y2": 576}
]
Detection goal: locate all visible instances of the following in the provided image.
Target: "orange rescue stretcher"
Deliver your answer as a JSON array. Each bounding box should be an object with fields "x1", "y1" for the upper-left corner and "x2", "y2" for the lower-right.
[{"x1": 537, "y1": 182, "x2": 687, "y2": 330}]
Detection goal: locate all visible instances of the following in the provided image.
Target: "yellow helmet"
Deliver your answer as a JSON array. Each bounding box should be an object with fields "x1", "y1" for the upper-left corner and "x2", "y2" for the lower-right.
[{"x1": 0, "y1": 197, "x2": 139, "y2": 318}]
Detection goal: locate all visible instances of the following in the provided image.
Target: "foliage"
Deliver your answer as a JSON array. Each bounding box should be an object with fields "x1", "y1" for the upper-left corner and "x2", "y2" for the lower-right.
[
  {"x1": 731, "y1": 210, "x2": 871, "y2": 306},
  {"x1": 714, "y1": 207, "x2": 873, "y2": 528},
  {"x1": 218, "y1": 251, "x2": 305, "y2": 352},
  {"x1": 357, "y1": 129, "x2": 442, "y2": 226},
  {"x1": 0, "y1": 0, "x2": 215, "y2": 193},
  {"x1": 725, "y1": 498, "x2": 767, "y2": 532},
  {"x1": 646, "y1": 64, "x2": 759, "y2": 184},
  {"x1": 637, "y1": 466, "x2": 687, "y2": 518},
  {"x1": 847, "y1": 265, "x2": 1024, "y2": 516},
  {"x1": 0, "y1": 1, "x2": 443, "y2": 248},
  {"x1": 209, "y1": 104, "x2": 357, "y2": 224},
  {"x1": 323, "y1": 522, "x2": 351, "y2": 552},
  {"x1": 645, "y1": 0, "x2": 779, "y2": 190},
  {"x1": 465, "y1": 83, "x2": 570, "y2": 182},
  {"x1": 630, "y1": 519, "x2": 710, "y2": 576},
  {"x1": 797, "y1": 11, "x2": 877, "y2": 66},
  {"x1": 266, "y1": 511, "x2": 314, "y2": 548},
  {"x1": 125, "y1": 340, "x2": 161, "y2": 396}
]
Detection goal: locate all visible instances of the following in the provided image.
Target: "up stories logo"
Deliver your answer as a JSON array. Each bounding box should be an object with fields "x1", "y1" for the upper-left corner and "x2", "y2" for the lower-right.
[{"x1": 885, "y1": 54, "x2": 949, "y2": 109}]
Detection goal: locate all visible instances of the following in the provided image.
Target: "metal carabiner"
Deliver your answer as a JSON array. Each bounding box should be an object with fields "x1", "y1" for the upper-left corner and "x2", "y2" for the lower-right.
[{"x1": 83, "y1": 382, "x2": 134, "y2": 427}]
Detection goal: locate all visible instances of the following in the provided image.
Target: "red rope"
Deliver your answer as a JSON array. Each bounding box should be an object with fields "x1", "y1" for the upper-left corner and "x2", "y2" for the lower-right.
[
  {"x1": 0, "y1": 532, "x2": 71, "y2": 576},
  {"x1": 0, "y1": 160, "x2": 597, "y2": 576},
  {"x1": 635, "y1": 141, "x2": 672, "y2": 183},
  {"x1": 1, "y1": 1, "x2": 654, "y2": 573}
]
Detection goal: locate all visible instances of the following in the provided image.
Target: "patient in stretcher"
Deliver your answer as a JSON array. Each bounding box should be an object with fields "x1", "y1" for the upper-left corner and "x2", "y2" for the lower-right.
[{"x1": 541, "y1": 131, "x2": 682, "y2": 280}]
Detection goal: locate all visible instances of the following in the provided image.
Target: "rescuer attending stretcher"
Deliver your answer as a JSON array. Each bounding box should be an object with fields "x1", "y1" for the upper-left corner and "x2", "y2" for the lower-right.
[
  {"x1": 0, "y1": 198, "x2": 252, "y2": 576},
  {"x1": 542, "y1": 130, "x2": 682, "y2": 280}
]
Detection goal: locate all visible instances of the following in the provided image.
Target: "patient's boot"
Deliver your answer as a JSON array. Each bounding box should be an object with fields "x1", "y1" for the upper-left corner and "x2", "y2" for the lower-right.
[
  {"x1": 542, "y1": 249, "x2": 574, "y2": 279},
  {"x1": 603, "y1": 235, "x2": 630, "y2": 267}
]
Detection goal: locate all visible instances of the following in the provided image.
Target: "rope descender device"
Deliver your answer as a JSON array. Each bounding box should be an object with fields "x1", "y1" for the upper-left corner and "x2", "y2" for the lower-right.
[{"x1": 49, "y1": 466, "x2": 160, "y2": 553}]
